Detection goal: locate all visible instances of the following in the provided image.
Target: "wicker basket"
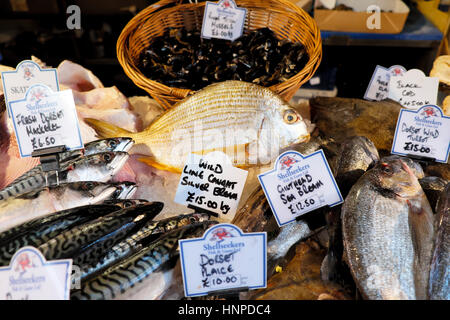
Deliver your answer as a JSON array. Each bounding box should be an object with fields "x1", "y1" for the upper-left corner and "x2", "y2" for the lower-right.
[{"x1": 117, "y1": 0, "x2": 322, "y2": 109}]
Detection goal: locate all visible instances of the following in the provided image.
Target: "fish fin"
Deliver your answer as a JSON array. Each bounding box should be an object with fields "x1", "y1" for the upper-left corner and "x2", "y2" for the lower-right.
[
  {"x1": 84, "y1": 118, "x2": 134, "y2": 140},
  {"x1": 138, "y1": 156, "x2": 181, "y2": 173}
]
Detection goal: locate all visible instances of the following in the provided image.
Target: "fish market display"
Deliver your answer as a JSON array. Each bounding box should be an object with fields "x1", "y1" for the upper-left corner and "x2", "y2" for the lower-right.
[
  {"x1": 0, "y1": 152, "x2": 129, "y2": 201},
  {"x1": 429, "y1": 183, "x2": 449, "y2": 300},
  {"x1": 342, "y1": 158, "x2": 435, "y2": 300},
  {"x1": 0, "y1": 204, "x2": 122, "y2": 266},
  {"x1": 71, "y1": 221, "x2": 218, "y2": 300},
  {"x1": 139, "y1": 28, "x2": 308, "y2": 90},
  {"x1": 86, "y1": 80, "x2": 310, "y2": 172},
  {"x1": 0, "y1": 181, "x2": 130, "y2": 233},
  {"x1": 38, "y1": 202, "x2": 163, "y2": 260}
]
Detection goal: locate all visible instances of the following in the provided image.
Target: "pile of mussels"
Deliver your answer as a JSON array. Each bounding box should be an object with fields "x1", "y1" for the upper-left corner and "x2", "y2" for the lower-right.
[{"x1": 138, "y1": 28, "x2": 309, "y2": 90}]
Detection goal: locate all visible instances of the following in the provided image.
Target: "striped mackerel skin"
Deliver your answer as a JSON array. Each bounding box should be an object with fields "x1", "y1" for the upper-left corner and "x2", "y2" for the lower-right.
[
  {"x1": 78, "y1": 212, "x2": 212, "y2": 282},
  {"x1": 71, "y1": 221, "x2": 217, "y2": 300}
]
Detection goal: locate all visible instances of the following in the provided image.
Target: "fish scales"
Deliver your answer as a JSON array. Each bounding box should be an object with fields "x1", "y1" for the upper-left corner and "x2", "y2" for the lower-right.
[
  {"x1": 0, "y1": 152, "x2": 129, "y2": 201},
  {"x1": 0, "y1": 182, "x2": 120, "y2": 233},
  {"x1": 72, "y1": 222, "x2": 216, "y2": 300},
  {"x1": 0, "y1": 206, "x2": 120, "y2": 266}
]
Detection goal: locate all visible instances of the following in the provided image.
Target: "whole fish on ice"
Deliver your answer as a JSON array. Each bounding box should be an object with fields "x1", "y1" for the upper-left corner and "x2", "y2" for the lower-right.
[{"x1": 342, "y1": 158, "x2": 435, "y2": 300}]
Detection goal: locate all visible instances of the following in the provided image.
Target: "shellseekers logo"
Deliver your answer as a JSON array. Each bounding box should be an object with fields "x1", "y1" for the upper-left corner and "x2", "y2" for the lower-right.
[
  {"x1": 14, "y1": 252, "x2": 36, "y2": 276},
  {"x1": 420, "y1": 106, "x2": 438, "y2": 118},
  {"x1": 210, "y1": 227, "x2": 234, "y2": 242},
  {"x1": 29, "y1": 87, "x2": 47, "y2": 104},
  {"x1": 280, "y1": 155, "x2": 299, "y2": 170},
  {"x1": 391, "y1": 67, "x2": 403, "y2": 76},
  {"x1": 23, "y1": 66, "x2": 34, "y2": 81}
]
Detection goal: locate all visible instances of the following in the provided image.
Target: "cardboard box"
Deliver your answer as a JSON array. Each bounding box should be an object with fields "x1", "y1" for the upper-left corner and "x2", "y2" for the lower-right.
[{"x1": 314, "y1": 0, "x2": 410, "y2": 34}]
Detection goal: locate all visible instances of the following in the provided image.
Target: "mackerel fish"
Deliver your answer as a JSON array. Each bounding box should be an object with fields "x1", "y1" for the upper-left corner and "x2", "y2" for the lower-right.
[
  {"x1": 38, "y1": 202, "x2": 163, "y2": 260},
  {"x1": 429, "y1": 183, "x2": 449, "y2": 300},
  {"x1": 8, "y1": 138, "x2": 134, "y2": 186}
]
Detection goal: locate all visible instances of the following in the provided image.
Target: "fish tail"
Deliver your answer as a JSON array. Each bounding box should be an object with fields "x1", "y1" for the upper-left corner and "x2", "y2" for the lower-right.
[{"x1": 84, "y1": 118, "x2": 137, "y2": 141}]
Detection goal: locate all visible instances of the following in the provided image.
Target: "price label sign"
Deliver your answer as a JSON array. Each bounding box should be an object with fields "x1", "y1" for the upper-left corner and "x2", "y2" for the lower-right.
[
  {"x1": 0, "y1": 247, "x2": 72, "y2": 300},
  {"x1": 1, "y1": 60, "x2": 59, "y2": 116},
  {"x1": 174, "y1": 151, "x2": 248, "y2": 220},
  {"x1": 364, "y1": 65, "x2": 406, "y2": 101},
  {"x1": 388, "y1": 69, "x2": 439, "y2": 109},
  {"x1": 258, "y1": 150, "x2": 343, "y2": 227},
  {"x1": 179, "y1": 223, "x2": 266, "y2": 297},
  {"x1": 201, "y1": 0, "x2": 247, "y2": 41},
  {"x1": 391, "y1": 105, "x2": 450, "y2": 163},
  {"x1": 9, "y1": 84, "x2": 83, "y2": 157}
]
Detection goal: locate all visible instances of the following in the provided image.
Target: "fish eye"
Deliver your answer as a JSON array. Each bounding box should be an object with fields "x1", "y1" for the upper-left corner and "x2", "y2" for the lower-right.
[
  {"x1": 283, "y1": 110, "x2": 298, "y2": 124},
  {"x1": 381, "y1": 163, "x2": 391, "y2": 174},
  {"x1": 109, "y1": 140, "x2": 117, "y2": 148},
  {"x1": 124, "y1": 200, "x2": 133, "y2": 207},
  {"x1": 85, "y1": 182, "x2": 94, "y2": 190},
  {"x1": 103, "y1": 153, "x2": 112, "y2": 162}
]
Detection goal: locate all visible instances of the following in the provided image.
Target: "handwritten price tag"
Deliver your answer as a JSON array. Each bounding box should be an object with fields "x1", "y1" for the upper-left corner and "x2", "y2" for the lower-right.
[
  {"x1": 391, "y1": 105, "x2": 450, "y2": 163},
  {"x1": 258, "y1": 150, "x2": 343, "y2": 227},
  {"x1": 9, "y1": 84, "x2": 83, "y2": 157},
  {"x1": 364, "y1": 65, "x2": 406, "y2": 101},
  {"x1": 179, "y1": 223, "x2": 266, "y2": 297},
  {"x1": 201, "y1": 0, "x2": 247, "y2": 41},
  {"x1": 174, "y1": 152, "x2": 248, "y2": 220},
  {"x1": 0, "y1": 247, "x2": 72, "y2": 300},
  {"x1": 388, "y1": 69, "x2": 439, "y2": 109},
  {"x1": 1, "y1": 60, "x2": 59, "y2": 116}
]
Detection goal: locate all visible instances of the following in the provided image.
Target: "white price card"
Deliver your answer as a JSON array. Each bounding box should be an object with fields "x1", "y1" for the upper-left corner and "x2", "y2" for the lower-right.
[
  {"x1": 0, "y1": 247, "x2": 72, "y2": 300},
  {"x1": 179, "y1": 223, "x2": 266, "y2": 297},
  {"x1": 1, "y1": 60, "x2": 59, "y2": 115},
  {"x1": 364, "y1": 65, "x2": 406, "y2": 101},
  {"x1": 388, "y1": 69, "x2": 439, "y2": 109},
  {"x1": 9, "y1": 84, "x2": 83, "y2": 158},
  {"x1": 201, "y1": 0, "x2": 247, "y2": 41},
  {"x1": 174, "y1": 151, "x2": 248, "y2": 220},
  {"x1": 258, "y1": 150, "x2": 343, "y2": 227},
  {"x1": 391, "y1": 105, "x2": 450, "y2": 163}
]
